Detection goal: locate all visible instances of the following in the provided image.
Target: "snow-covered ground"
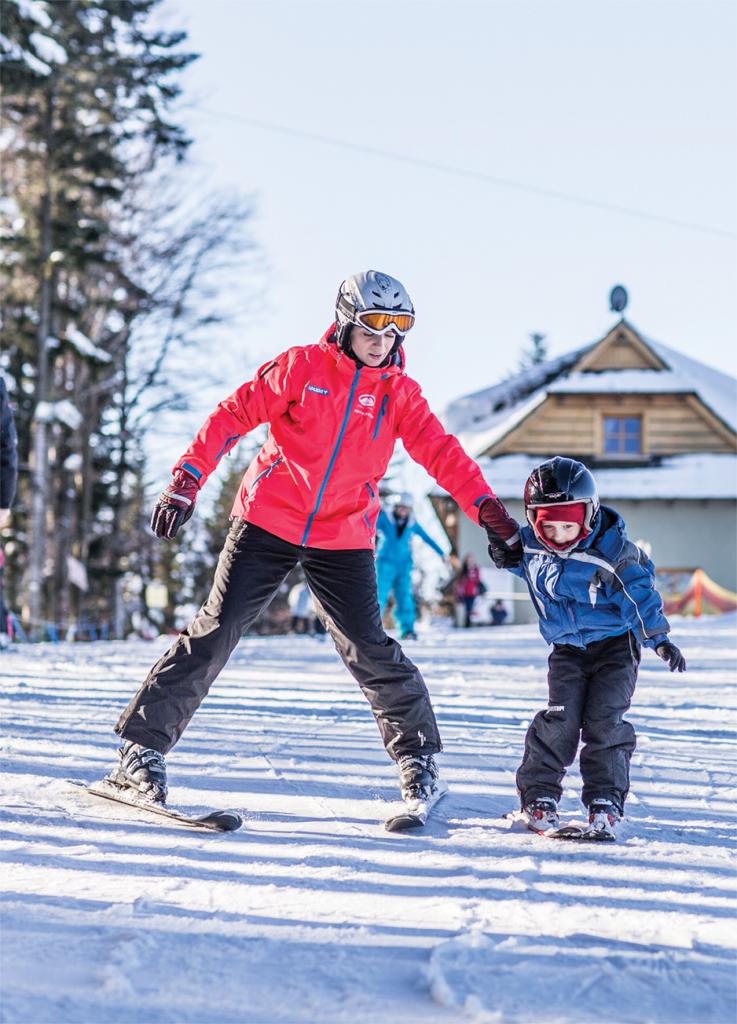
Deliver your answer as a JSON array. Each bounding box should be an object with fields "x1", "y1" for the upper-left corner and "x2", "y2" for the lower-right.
[{"x1": 1, "y1": 616, "x2": 735, "y2": 1024}]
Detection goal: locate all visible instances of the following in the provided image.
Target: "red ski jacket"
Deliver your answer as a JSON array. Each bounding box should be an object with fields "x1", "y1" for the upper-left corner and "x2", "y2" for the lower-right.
[{"x1": 174, "y1": 328, "x2": 499, "y2": 550}]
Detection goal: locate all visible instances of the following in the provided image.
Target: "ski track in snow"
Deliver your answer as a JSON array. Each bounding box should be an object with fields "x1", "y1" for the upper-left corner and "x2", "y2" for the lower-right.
[{"x1": 1, "y1": 616, "x2": 735, "y2": 1023}]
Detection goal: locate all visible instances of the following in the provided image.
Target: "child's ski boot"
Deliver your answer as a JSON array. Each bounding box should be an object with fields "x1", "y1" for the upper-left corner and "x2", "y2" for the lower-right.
[
  {"x1": 586, "y1": 799, "x2": 619, "y2": 839},
  {"x1": 523, "y1": 796, "x2": 560, "y2": 833}
]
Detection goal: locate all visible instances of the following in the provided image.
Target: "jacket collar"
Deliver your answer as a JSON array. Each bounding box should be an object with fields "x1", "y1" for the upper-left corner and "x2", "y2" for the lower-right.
[{"x1": 318, "y1": 324, "x2": 406, "y2": 380}]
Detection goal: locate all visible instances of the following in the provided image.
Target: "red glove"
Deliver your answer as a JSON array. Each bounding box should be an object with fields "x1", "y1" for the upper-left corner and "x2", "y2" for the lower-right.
[
  {"x1": 150, "y1": 469, "x2": 199, "y2": 539},
  {"x1": 478, "y1": 496, "x2": 522, "y2": 569}
]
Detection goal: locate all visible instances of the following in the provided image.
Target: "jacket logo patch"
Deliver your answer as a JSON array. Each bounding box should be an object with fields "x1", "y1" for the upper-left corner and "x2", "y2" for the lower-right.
[
  {"x1": 307, "y1": 384, "x2": 329, "y2": 395},
  {"x1": 358, "y1": 394, "x2": 376, "y2": 408}
]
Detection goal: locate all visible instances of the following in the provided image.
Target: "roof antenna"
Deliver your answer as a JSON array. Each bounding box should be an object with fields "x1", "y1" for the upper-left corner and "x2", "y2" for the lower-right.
[{"x1": 609, "y1": 284, "x2": 628, "y2": 314}]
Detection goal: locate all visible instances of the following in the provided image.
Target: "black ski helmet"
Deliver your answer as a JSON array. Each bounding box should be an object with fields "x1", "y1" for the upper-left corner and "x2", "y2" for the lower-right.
[
  {"x1": 334, "y1": 270, "x2": 415, "y2": 356},
  {"x1": 524, "y1": 457, "x2": 600, "y2": 533}
]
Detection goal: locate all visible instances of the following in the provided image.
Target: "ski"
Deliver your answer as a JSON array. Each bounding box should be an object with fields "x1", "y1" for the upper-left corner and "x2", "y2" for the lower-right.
[
  {"x1": 568, "y1": 827, "x2": 616, "y2": 842},
  {"x1": 70, "y1": 779, "x2": 243, "y2": 833},
  {"x1": 542, "y1": 823, "x2": 616, "y2": 842},
  {"x1": 504, "y1": 809, "x2": 617, "y2": 842},
  {"x1": 384, "y1": 779, "x2": 449, "y2": 832}
]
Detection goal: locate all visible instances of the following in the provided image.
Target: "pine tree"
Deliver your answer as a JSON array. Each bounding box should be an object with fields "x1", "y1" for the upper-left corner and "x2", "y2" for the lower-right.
[
  {"x1": 1, "y1": 0, "x2": 197, "y2": 636},
  {"x1": 518, "y1": 332, "x2": 549, "y2": 372}
]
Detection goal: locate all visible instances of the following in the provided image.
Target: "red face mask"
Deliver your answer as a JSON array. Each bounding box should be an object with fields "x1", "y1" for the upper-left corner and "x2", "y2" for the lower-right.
[{"x1": 531, "y1": 503, "x2": 589, "y2": 551}]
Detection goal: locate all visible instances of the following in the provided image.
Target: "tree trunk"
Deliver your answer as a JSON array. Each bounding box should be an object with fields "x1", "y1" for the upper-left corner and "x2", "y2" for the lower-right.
[{"x1": 26, "y1": 83, "x2": 55, "y2": 638}]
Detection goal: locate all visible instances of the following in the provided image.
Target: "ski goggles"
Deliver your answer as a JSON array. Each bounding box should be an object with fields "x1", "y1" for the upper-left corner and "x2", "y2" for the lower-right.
[{"x1": 355, "y1": 309, "x2": 416, "y2": 335}]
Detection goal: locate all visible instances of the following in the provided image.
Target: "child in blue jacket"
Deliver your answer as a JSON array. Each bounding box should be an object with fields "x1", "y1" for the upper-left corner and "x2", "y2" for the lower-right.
[{"x1": 487, "y1": 457, "x2": 686, "y2": 838}]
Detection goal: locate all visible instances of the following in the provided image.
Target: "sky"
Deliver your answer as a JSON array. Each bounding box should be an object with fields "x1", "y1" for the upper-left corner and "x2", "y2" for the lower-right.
[{"x1": 154, "y1": 0, "x2": 736, "y2": 426}]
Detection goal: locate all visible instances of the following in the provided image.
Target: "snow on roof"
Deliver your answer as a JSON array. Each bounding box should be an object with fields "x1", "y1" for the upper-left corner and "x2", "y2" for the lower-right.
[
  {"x1": 455, "y1": 389, "x2": 548, "y2": 458},
  {"x1": 443, "y1": 323, "x2": 736, "y2": 457},
  {"x1": 442, "y1": 345, "x2": 591, "y2": 436},
  {"x1": 644, "y1": 336, "x2": 737, "y2": 432},
  {"x1": 431, "y1": 452, "x2": 737, "y2": 501},
  {"x1": 549, "y1": 369, "x2": 690, "y2": 395}
]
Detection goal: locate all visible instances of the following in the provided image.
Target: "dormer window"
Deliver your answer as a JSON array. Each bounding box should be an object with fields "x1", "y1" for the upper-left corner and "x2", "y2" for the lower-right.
[{"x1": 603, "y1": 415, "x2": 642, "y2": 455}]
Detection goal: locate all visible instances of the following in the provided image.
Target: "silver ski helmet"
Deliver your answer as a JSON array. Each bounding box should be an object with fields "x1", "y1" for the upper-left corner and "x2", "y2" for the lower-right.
[
  {"x1": 524, "y1": 457, "x2": 600, "y2": 534},
  {"x1": 335, "y1": 270, "x2": 415, "y2": 354}
]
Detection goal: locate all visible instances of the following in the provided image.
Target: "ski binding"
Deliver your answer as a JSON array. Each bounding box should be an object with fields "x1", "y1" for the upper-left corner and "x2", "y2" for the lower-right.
[
  {"x1": 71, "y1": 779, "x2": 243, "y2": 832},
  {"x1": 384, "y1": 778, "x2": 448, "y2": 832}
]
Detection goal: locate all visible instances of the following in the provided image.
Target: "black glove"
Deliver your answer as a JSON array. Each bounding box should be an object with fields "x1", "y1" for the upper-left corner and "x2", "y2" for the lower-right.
[
  {"x1": 478, "y1": 497, "x2": 522, "y2": 569},
  {"x1": 150, "y1": 468, "x2": 199, "y2": 539},
  {"x1": 656, "y1": 641, "x2": 686, "y2": 672},
  {"x1": 487, "y1": 536, "x2": 522, "y2": 570}
]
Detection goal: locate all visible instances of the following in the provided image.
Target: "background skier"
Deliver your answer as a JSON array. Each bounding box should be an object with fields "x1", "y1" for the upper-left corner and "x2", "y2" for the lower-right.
[
  {"x1": 108, "y1": 270, "x2": 521, "y2": 809},
  {"x1": 0, "y1": 378, "x2": 18, "y2": 649},
  {"x1": 454, "y1": 554, "x2": 485, "y2": 628},
  {"x1": 288, "y1": 581, "x2": 313, "y2": 634},
  {"x1": 491, "y1": 599, "x2": 508, "y2": 626},
  {"x1": 486, "y1": 456, "x2": 686, "y2": 839},
  {"x1": 376, "y1": 491, "x2": 446, "y2": 640}
]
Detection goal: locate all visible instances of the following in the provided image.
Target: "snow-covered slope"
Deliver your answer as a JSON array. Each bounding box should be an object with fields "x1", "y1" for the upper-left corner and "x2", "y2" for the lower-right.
[{"x1": 1, "y1": 617, "x2": 735, "y2": 1023}]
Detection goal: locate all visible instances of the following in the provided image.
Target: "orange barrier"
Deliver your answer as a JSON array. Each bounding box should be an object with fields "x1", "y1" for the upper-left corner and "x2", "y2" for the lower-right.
[{"x1": 663, "y1": 569, "x2": 737, "y2": 617}]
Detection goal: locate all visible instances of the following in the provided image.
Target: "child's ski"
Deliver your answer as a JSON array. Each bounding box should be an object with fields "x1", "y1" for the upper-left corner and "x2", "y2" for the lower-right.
[
  {"x1": 504, "y1": 810, "x2": 616, "y2": 842},
  {"x1": 544, "y1": 823, "x2": 616, "y2": 842},
  {"x1": 384, "y1": 779, "x2": 448, "y2": 832},
  {"x1": 70, "y1": 779, "x2": 243, "y2": 833}
]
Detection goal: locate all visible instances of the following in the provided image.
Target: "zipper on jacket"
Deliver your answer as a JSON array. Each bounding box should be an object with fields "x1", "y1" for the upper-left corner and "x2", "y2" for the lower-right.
[
  {"x1": 364, "y1": 483, "x2": 377, "y2": 537},
  {"x1": 215, "y1": 434, "x2": 241, "y2": 462},
  {"x1": 371, "y1": 394, "x2": 388, "y2": 440},
  {"x1": 301, "y1": 367, "x2": 361, "y2": 546},
  {"x1": 248, "y1": 456, "x2": 282, "y2": 494}
]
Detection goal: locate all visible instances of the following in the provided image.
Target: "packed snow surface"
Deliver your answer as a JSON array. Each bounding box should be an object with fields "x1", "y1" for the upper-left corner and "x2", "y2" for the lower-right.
[{"x1": 1, "y1": 616, "x2": 735, "y2": 1023}]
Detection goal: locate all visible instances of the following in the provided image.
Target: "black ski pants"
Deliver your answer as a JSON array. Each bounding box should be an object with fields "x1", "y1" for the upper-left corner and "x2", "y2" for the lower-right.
[
  {"x1": 516, "y1": 631, "x2": 639, "y2": 813},
  {"x1": 116, "y1": 520, "x2": 442, "y2": 760}
]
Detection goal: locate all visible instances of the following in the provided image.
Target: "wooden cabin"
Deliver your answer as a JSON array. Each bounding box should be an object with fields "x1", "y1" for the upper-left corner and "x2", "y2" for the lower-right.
[{"x1": 431, "y1": 319, "x2": 737, "y2": 623}]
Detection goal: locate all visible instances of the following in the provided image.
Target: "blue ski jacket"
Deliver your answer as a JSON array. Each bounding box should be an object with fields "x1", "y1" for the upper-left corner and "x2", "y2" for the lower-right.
[
  {"x1": 510, "y1": 505, "x2": 670, "y2": 650},
  {"x1": 376, "y1": 509, "x2": 444, "y2": 567}
]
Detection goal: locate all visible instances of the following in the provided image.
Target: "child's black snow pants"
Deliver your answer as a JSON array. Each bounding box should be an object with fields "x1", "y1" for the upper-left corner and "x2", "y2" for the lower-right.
[
  {"x1": 115, "y1": 520, "x2": 442, "y2": 760},
  {"x1": 516, "y1": 631, "x2": 640, "y2": 813}
]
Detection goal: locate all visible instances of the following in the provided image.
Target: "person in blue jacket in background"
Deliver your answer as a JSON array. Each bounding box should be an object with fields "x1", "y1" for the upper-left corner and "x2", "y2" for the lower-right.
[
  {"x1": 376, "y1": 492, "x2": 446, "y2": 640},
  {"x1": 485, "y1": 457, "x2": 686, "y2": 840}
]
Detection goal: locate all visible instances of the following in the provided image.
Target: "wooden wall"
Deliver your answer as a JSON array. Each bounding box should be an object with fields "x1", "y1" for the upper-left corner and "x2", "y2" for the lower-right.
[{"x1": 486, "y1": 392, "x2": 735, "y2": 458}]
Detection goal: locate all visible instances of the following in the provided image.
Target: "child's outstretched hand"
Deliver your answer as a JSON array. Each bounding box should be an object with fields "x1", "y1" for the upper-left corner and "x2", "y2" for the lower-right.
[{"x1": 656, "y1": 641, "x2": 686, "y2": 672}]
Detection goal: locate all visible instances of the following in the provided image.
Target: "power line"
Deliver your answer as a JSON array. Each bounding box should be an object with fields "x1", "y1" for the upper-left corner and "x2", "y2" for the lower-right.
[{"x1": 196, "y1": 107, "x2": 735, "y2": 241}]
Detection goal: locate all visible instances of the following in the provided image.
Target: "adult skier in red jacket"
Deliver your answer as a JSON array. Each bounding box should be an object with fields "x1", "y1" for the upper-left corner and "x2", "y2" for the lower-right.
[{"x1": 111, "y1": 270, "x2": 520, "y2": 807}]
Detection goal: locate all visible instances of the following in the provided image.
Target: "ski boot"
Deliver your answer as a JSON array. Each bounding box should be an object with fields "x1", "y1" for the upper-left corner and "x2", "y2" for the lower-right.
[
  {"x1": 587, "y1": 799, "x2": 619, "y2": 839},
  {"x1": 397, "y1": 753, "x2": 440, "y2": 801},
  {"x1": 108, "y1": 740, "x2": 168, "y2": 804},
  {"x1": 523, "y1": 796, "x2": 560, "y2": 833},
  {"x1": 400, "y1": 630, "x2": 418, "y2": 641}
]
